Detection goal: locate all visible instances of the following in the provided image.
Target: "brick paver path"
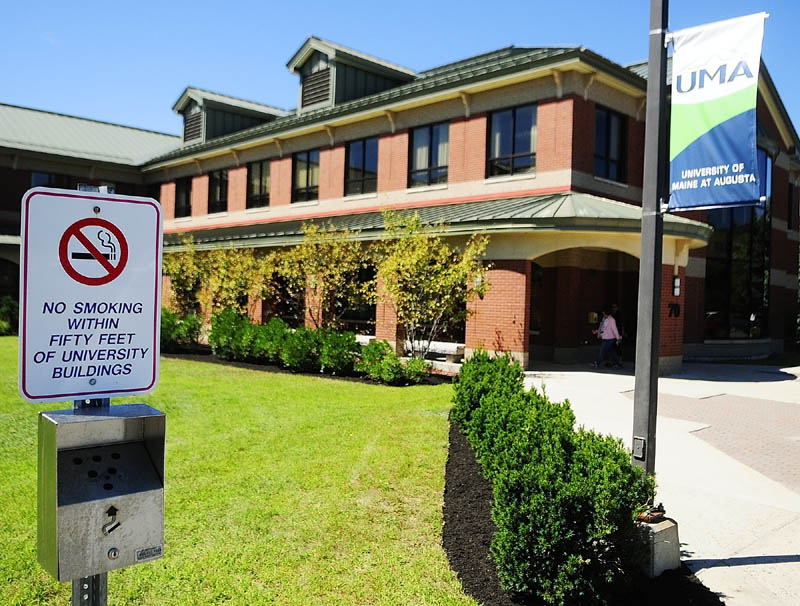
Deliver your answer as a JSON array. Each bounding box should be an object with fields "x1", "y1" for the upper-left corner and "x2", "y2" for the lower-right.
[{"x1": 652, "y1": 392, "x2": 800, "y2": 494}]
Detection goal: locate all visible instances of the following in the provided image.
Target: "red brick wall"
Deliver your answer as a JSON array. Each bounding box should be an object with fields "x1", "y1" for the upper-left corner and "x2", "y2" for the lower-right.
[
  {"x1": 465, "y1": 260, "x2": 531, "y2": 354},
  {"x1": 304, "y1": 277, "x2": 324, "y2": 329},
  {"x1": 571, "y1": 96, "x2": 595, "y2": 175},
  {"x1": 660, "y1": 265, "x2": 686, "y2": 357},
  {"x1": 627, "y1": 118, "x2": 645, "y2": 189},
  {"x1": 228, "y1": 166, "x2": 247, "y2": 213},
  {"x1": 161, "y1": 182, "x2": 176, "y2": 220},
  {"x1": 375, "y1": 275, "x2": 403, "y2": 353},
  {"x1": 271, "y1": 156, "x2": 292, "y2": 207},
  {"x1": 537, "y1": 97, "x2": 574, "y2": 173},
  {"x1": 448, "y1": 115, "x2": 487, "y2": 182},
  {"x1": 319, "y1": 145, "x2": 345, "y2": 200},
  {"x1": 191, "y1": 174, "x2": 208, "y2": 217},
  {"x1": 247, "y1": 298, "x2": 263, "y2": 325},
  {"x1": 377, "y1": 130, "x2": 409, "y2": 192}
]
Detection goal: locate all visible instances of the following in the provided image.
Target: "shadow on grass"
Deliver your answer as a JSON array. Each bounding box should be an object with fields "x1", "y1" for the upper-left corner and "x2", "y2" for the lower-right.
[{"x1": 442, "y1": 420, "x2": 727, "y2": 605}]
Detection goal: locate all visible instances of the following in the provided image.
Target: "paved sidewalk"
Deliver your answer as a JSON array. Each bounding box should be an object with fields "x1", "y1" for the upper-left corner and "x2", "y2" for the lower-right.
[{"x1": 524, "y1": 362, "x2": 800, "y2": 606}]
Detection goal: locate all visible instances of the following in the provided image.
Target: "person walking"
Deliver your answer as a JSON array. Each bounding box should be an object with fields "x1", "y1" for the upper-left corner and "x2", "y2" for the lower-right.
[{"x1": 592, "y1": 308, "x2": 621, "y2": 368}]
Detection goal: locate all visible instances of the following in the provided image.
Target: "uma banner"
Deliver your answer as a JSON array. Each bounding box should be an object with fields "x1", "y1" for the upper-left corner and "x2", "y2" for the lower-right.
[{"x1": 669, "y1": 13, "x2": 767, "y2": 211}]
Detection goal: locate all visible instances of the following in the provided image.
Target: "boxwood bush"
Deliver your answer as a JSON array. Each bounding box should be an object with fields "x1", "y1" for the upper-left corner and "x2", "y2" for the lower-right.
[
  {"x1": 161, "y1": 308, "x2": 202, "y2": 353},
  {"x1": 208, "y1": 308, "x2": 429, "y2": 385},
  {"x1": 452, "y1": 355, "x2": 654, "y2": 605}
]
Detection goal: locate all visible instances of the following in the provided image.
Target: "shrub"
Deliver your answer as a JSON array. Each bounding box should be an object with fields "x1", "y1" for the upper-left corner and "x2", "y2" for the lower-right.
[
  {"x1": 451, "y1": 350, "x2": 525, "y2": 429},
  {"x1": 319, "y1": 330, "x2": 360, "y2": 375},
  {"x1": 0, "y1": 296, "x2": 19, "y2": 336},
  {"x1": 251, "y1": 317, "x2": 288, "y2": 364},
  {"x1": 355, "y1": 339, "x2": 429, "y2": 385},
  {"x1": 452, "y1": 355, "x2": 655, "y2": 604},
  {"x1": 280, "y1": 327, "x2": 321, "y2": 372},
  {"x1": 209, "y1": 307, "x2": 251, "y2": 360},
  {"x1": 161, "y1": 308, "x2": 202, "y2": 353}
]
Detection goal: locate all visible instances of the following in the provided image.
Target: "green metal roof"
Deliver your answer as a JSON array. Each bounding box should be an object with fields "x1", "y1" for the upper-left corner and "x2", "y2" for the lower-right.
[
  {"x1": 147, "y1": 46, "x2": 646, "y2": 166},
  {"x1": 172, "y1": 87, "x2": 289, "y2": 117},
  {"x1": 0, "y1": 103, "x2": 180, "y2": 166},
  {"x1": 165, "y1": 192, "x2": 711, "y2": 251}
]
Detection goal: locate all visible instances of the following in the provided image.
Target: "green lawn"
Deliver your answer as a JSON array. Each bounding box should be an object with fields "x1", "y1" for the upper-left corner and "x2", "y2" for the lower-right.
[{"x1": 0, "y1": 337, "x2": 475, "y2": 605}]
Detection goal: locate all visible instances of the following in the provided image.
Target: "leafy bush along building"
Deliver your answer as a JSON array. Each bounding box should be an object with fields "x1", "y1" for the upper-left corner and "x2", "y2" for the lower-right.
[{"x1": 2, "y1": 38, "x2": 799, "y2": 369}]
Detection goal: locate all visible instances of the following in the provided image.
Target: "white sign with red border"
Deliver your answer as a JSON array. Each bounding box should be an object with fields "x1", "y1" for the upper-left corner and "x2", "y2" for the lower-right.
[{"x1": 19, "y1": 187, "x2": 162, "y2": 403}]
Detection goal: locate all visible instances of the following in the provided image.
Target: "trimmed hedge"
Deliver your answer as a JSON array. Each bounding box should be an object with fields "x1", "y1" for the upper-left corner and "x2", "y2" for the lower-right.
[
  {"x1": 452, "y1": 352, "x2": 654, "y2": 605},
  {"x1": 208, "y1": 307, "x2": 427, "y2": 385}
]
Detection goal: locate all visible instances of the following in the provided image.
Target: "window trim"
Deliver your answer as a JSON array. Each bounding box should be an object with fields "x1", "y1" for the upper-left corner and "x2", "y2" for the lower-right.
[
  {"x1": 408, "y1": 122, "x2": 449, "y2": 188},
  {"x1": 345, "y1": 137, "x2": 378, "y2": 196},
  {"x1": 247, "y1": 160, "x2": 271, "y2": 209},
  {"x1": 292, "y1": 149, "x2": 320, "y2": 203},
  {"x1": 486, "y1": 103, "x2": 538, "y2": 178},
  {"x1": 208, "y1": 169, "x2": 228, "y2": 214},
  {"x1": 594, "y1": 105, "x2": 628, "y2": 183}
]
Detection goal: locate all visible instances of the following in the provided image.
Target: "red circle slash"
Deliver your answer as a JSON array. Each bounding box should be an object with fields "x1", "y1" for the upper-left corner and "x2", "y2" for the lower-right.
[{"x1": 58, "y1": 218, "x2": 129, "y2": 286}]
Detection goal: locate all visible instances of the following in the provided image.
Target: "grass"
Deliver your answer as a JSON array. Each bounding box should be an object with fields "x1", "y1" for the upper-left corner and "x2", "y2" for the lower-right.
[{"x1": 0, "y1": 337, "x2": 475, "y2": 605}]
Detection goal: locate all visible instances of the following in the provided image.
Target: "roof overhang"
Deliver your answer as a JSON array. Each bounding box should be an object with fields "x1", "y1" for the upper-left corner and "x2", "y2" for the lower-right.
[
  {"x1": 164, "y1": 193, "x2": 711, "y2": 256},
  {"x1": 145, "y1": 50, "x2": 646, "y2": 173}
]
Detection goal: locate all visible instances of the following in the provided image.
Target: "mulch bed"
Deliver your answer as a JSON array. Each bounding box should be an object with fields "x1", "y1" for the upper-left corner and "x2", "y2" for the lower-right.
[{"x1": 442, "y1": 419, "x2": 726, "y2": 605}]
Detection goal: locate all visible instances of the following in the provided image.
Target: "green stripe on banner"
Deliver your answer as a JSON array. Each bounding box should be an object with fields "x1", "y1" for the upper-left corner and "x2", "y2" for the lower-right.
[{"x1": 669, "y1": 83, "x2": 758, "y2": 161}]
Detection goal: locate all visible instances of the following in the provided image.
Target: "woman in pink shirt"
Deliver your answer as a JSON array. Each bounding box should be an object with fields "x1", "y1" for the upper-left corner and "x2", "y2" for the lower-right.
[{"x1": 592, "y1": 308, "x2": 621, "y2": 368}]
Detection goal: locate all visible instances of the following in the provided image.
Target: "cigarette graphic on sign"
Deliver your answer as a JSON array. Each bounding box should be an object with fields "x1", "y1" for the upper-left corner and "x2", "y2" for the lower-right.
[{"x1": 71, "y1": 230, "x2": 117, "y2": 261}]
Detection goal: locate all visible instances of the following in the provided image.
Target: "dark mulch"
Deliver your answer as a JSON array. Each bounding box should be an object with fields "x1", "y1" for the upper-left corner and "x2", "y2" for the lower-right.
[{"x1": 442, "y1": 419, "x2": 727, "y2": 605}]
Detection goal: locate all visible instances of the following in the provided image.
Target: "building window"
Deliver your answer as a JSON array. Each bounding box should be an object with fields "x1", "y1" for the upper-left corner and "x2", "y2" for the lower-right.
[
  {"x1": 704, "y1": 148, "x2": 772, "y2": 340},
  {"x1": 247, "y1": 160, "x2": 270, "y2": 208},
  {"x1": 594, "y1": 106, "x2": 627, "y2": 182},
  {"x1": 208, "y1": 170, "x2": 228, "y2": 214},
  {"x1": 293, "y1": 150, "x2": 320, "y2": 202},
  {"x1": 488, "y1": 104, "x2": 537, "y2": 176},
  {"x1": 345, "y1": 137, "x2": 378, "y2": 195},
  {"x1": 146, "y1": 183, "x2": 161, "y2": 203},
  {"x1": 175, "y1": 177, "x2": 192, "y2": 218},
  {"x1": 31, "y1": 172, "x2": 70, "y2": 188},
  {"x1": 409, "y1": 122, "x2": 449, "y2": 187}
]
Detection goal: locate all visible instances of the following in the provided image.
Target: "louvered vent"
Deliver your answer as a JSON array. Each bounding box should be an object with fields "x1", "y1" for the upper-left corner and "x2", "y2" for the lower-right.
[
  {"x1": 302, "y1": 69, "x2": 331, "y2": 107},
  {"x1": 183, "y1": 112, "x2": 203, "y2": 142}
]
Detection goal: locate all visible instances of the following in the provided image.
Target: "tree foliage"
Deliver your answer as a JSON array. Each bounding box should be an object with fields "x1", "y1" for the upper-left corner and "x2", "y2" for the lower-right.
[
  {"x1": 199, "y1": 247, "x2": 278, "y2": 317},
  {"x1": 374, "y1": 211, "x2": 489, "y2": 358},
  {"x1": 162, "y1": 234, "x2": 205, "y2": 316},
  {"x1": 277, "y1": 222, "x2": 374, "y2": 329}
]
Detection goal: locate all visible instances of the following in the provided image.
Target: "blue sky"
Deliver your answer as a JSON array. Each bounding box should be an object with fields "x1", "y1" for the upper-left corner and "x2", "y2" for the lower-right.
[{"x1": 4, "y1": 1, "x2": 798, "y2": 138}]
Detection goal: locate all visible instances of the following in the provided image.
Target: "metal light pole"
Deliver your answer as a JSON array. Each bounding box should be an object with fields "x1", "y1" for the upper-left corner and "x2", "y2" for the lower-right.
[{"x1": 632, "y1": 0, "x2": 669, "y2": 478}]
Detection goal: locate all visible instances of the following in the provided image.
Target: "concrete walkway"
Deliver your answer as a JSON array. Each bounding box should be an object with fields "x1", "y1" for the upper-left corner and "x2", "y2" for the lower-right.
[{"x1": 524, "y1": 362, "x2": 800, "y2": 606}]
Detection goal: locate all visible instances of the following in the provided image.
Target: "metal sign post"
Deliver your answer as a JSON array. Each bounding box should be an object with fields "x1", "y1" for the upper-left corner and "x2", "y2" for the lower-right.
[
  {"x1": 632, "y1": 0, "x2": 669, "y2": 479},
  {"x1": 71, "y1": 394, "x2": 111, "y2": 606}
]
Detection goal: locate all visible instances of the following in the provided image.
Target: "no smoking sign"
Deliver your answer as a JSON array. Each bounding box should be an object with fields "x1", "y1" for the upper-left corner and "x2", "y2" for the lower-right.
[{"x1": 19, "y1": 188, "x2": 162, "y2": 402}]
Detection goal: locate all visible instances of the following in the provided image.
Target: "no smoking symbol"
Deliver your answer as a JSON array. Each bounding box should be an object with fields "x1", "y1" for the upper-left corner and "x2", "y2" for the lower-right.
[{"x1": 58, "y1": 217, "x2": 129, "y2": 286}]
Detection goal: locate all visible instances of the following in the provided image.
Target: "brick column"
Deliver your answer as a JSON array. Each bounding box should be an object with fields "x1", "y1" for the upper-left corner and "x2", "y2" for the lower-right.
[
  {"x1": 162, "y1": 274, "x2": 173, "y2": 311},
  {"x1": 319, "y1": 145, "x2": 345, "y2": 199},
  {"x1": 536, "y1": 97, "x2": 575, "y2": 173},
  {"x1": 228, "y1": 166, "x2": 247, "y2": 213},
  {"x1": 552, "y1": 266, "x2": 582, "y2": 362},
  {"x1": 465, "y1": 260, "x2": 531, "y2": 368},
  {"x1": 160, "y1": 182, "x2": 176, "y2": 220},
  {"x1": 659, "y1": 264, "x2": 686, "y2": 373},
  {"x1": 191, "y1": 174, "x2": 209, "y2": 217},
  {"x1": 448, "y1": 115, "x2": 487, "y2": 183},
  {"x1": 304, "y1": 276, "x2": 324, "y2": 329},
  {"x1": 375, "y1": 274, "x2": 404, "y2": 354},
  {"x1": 247, "y1": 297, "x2": 263, "y2": 325},
  {"x1": 271, "y1": 156, "x2": 293, "y2": 206},
  {"x1": 377, "y1": 131, "x2": 409, "y2": 192}
]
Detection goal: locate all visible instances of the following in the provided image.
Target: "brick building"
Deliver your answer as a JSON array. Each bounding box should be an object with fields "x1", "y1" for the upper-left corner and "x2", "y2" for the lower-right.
[{"x1": 2, "y1": 38, "x2": 798, "y2": 371}]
